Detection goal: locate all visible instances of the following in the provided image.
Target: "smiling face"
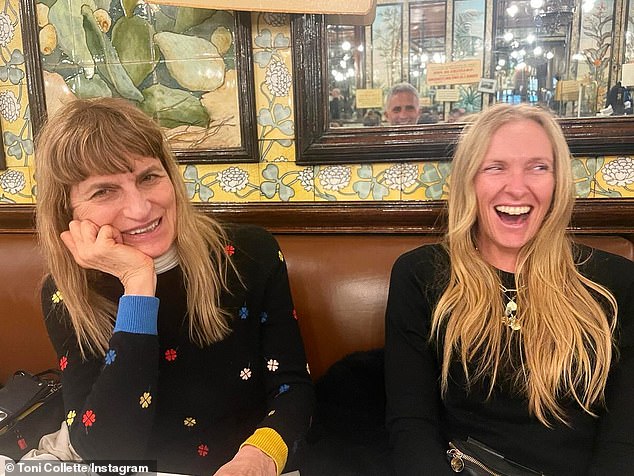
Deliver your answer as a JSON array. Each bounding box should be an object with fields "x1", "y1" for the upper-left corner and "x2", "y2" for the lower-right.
[
  {"x1": 69, "y1": 155, "x2": 177, "y2": 259},
  {"x1": 474, "y1": 119, "x2": 555, "y2": 271},
  {"x1": 385, "y1": 92, "x2": 420, "y2": 125}
]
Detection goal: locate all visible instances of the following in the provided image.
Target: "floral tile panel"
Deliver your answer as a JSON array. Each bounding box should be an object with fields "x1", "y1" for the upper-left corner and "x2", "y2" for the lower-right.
[
  {"x1": 252, "y1": 12, "x2": 291, "y2": 42},
  {"x1": 401, "y1": 161, "x2": 451, "y2": 201},
  {"x1": 594, "y1": 156, "x2": 634, "y2": 198},
  {"x1": 0, "y1": 83, "x2": 33, "y2": 168},
  {"x1": 181, "y1": 163, "x2": 261, "y2": 203},
  {"x1": 0, "y1": 166, "x2": 33, "y2": 203},
  {"x1": 259, "y1": 162, "x2": 314, "y2": 202},
  {"x1": 259, "y1": 138, "x2": 295, "y2": 162},
  {"x1": 0, "y1": 0, "x2": 25, "y2": 87},
  {"x1": 313, "y1": 164, "x2": 402, "y2": 201},
  {"x1": 252, "y1": 21, "x2": 293, "y2": 143}
]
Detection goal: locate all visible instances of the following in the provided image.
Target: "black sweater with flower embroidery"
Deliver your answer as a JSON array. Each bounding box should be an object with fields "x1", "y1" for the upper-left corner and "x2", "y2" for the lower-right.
[
  {"x1": 385, "y1": 243, "x2": 634, "y2": 476},
  {"x1": 42, "y1": 225, "x2": 314, "y2": 475}
]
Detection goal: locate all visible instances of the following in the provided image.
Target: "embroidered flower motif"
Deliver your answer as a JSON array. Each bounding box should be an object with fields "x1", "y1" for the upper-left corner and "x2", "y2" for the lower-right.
[
  {"x1": 292, "y1": 309, "x2": 298, "y2": 320},
  {"x1": 260, "y1": 312, "x2": 268, "y2": 323},
  {"x1": 239, "y1": 305, "x2": 249, "y2": 320},
  {"x1": 267, "y1": 359, "x2": 279, "y2": 372},
  {"x1": 602, "y1": 156, "x2": 634, "y2": 186},
  {"x1": 383, "y1": 163, "x2": 419, "y2": 190},
  {"x1": 240, "y1": 367, "x2": 252, "y2": 380},
  {"x1": 104, "y1": 349, "x2": 116, "y2": 365},
  {"x1": 278, "y1": 250, "x2": 284, "y2": 262},
  {"x1": 82, "y1": 410, "x2": 96, "y2": 428},
  {"x1": 184, "y1": 417, "x2": 197, "y2": 427},
  {"x1": 298, "y1": 167, "x2": 314, "y2": 192},
  {"x1": 139, "y1": 392, "x2": 152, "y2": 409},
  {"x1": 165, "y1": 348, "x2": 177, "y2": 362},
  {"x1": 0, "y1": 169, "x2": 25, "y2": 194},
  {"x1": 318, "y1": 165, "x2": 352, "y2": 191},
  {"x1": 279, "y1": 384, "x2": 290, "y2": 394},
  {"x1": 59, "y1": 356, "x2": 68, "y2": 371},
  {"x1": 197, "y1": 444, "x2": 209, "y2": 457},
  {"x1": 0, "y1": 13, "x2": 15, "y2": 47},
  {"x1": 66, "y1": 410, "x2": 76, "y2": 427},
  {"x1": 51, "y1": 290, "x2": 63, "y2": 303},
  {"x1": 217, "y1": 167, "x2": 249, "y2": 192},
  {"x1": 225, "y1": 244, "x2": 235, "y2": 256},
  {"x1": 0, "y1": 90, "x2": 20, "y2": 122},
  {"x1": 265, "y1": 59, "x2": 291, "y2": 97}
]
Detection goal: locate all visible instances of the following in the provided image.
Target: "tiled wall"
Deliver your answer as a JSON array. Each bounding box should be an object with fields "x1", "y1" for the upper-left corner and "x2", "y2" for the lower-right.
[{"x1": 1, "y1": 2, "x2": 633, "y2": 204}]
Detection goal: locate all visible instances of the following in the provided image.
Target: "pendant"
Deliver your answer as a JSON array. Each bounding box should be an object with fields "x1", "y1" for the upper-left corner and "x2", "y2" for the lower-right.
[
  {"x1": 504, "y1": 299, "x2": 520, "y2": 330},
  {"x1": 507, "y1": 316, "x2": 521, "y2": 331}
]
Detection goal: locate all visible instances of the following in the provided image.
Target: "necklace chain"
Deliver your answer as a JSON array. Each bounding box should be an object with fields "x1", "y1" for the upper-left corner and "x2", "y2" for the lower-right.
[{"x1": 499, "y1": 284, "x2": 521, "y2": 331}]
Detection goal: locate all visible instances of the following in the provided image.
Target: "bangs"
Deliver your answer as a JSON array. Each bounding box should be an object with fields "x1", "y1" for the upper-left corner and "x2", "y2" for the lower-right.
[{"x1": 50, "y1": 113, "x2": 165, "y2": 186}]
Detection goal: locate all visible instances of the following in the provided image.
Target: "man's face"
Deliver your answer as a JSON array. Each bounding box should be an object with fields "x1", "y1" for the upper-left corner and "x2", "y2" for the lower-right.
[{"x1": 385, "y1": 92, "x2": 420, "y2": 125}]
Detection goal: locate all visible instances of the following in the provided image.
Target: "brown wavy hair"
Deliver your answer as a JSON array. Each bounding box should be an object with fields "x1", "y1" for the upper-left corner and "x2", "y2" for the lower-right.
[
  {"x1": 431, "y1": 104, "x2": 617, "y2": 425},
  {"x1": 36, "y1": 98, "x2": 233, "y2": 358}
]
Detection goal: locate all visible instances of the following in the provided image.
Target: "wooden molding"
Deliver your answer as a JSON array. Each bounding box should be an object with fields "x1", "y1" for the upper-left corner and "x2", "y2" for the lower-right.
[{"x1": 1, "y1": 199, "x2": 632, "y2": 234}]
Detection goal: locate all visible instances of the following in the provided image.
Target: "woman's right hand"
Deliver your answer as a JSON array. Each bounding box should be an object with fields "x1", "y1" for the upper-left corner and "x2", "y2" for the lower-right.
[{"x1": 61, "y1": 219, "x2": 157, "y2": 296}]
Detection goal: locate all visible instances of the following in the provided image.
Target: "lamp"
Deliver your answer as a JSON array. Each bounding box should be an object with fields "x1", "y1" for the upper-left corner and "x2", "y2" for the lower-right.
[{"x1": 534, "y1": 0, "x2": 576, "y2": 34}]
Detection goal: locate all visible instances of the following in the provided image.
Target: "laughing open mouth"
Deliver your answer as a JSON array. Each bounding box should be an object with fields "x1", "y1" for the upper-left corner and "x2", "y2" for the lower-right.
[{"x1": 495, "y1": 205, "x2": 531, "y2": 225}]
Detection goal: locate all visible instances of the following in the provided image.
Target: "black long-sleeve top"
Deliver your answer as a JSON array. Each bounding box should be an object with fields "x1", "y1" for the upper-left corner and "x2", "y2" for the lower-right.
[
  {"x1": 41, "y1": 224, "x2": 314, "y2": 475},
  {"x1": 385, "y1": 243, "x2": 634, "y2": 476}
]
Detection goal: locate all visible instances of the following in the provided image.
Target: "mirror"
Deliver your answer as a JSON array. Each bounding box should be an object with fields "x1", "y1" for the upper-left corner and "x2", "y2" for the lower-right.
[
  {"x1": 20, "y1": 0, "x2": 257, "y2": 164},
  {"x1": 292, "y1": 5, "x2": 634, "y2": 164}
]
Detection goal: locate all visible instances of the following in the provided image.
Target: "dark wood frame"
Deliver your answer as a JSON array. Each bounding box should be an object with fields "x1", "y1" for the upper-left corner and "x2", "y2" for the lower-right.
[
  {"x1": 292, "y1": 14, "x2": 634, "y2": 165},
  {"x1": 3, "y1": 200, "x2": 633, "y2": 235},
  {"x1": 19, "y1": 1, "x2": 258, "y2": 164}
]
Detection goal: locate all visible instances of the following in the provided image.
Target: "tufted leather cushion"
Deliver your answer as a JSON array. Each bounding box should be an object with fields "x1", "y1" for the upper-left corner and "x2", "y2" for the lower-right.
[{"x1": 0, "y1": 232, "x2": 632, "y2": 384}]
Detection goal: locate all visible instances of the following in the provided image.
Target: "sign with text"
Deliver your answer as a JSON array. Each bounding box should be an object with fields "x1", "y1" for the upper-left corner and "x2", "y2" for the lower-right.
[
  {"x1": 434, "y1": 88, "x2": 461, "y2": 102},
  {"x1": 555, "y1": 80, "x2": 581, "y2": 101},
  {"x1": 356, "y1": 89, "x2": 384, "y2": 108},
  {"x1": 427, "y1": 60, "x2": 482, "y2": 86}
]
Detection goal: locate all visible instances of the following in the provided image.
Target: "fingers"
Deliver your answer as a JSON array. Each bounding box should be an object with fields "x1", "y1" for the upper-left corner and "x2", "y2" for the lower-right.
[
  {"x1": 61, "y1": 220, "x2": 156, "y2": 294},
  {"x1": 61, "y1": 220, "x2": 123, "y2": 270}
]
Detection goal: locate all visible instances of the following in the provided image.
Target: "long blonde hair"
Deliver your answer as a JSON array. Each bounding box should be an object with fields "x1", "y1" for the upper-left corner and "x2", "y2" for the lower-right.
[
  {"x1": 432, "y1": 104, "x2": 617, "y2": 425},
  {"x1": 36, "y1": 98, "x2": 233, "y2": 358}
]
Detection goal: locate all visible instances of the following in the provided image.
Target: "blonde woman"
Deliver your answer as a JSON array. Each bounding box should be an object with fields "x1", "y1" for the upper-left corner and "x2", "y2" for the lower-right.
[
  {"x1": 36, "y1": 98, "x2": 313, "y2": 476},
  {"x1": 385, "y1": 104, "x2": 633, "y2": 475}
]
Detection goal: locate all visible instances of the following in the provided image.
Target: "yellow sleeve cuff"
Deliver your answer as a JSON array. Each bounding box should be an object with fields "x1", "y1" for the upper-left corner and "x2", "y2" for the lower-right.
[{"x1": 241, "y1": 427, "x2": 288, "y2": 475}]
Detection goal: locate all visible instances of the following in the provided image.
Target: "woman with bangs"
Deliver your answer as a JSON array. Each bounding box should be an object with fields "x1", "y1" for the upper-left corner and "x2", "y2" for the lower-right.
[
  {"x1": 35, "y1": 98, "x2": 313, "y2": 476},
  {"x1": 385, "y1": 103, "x2": 634, "y2": 475}
]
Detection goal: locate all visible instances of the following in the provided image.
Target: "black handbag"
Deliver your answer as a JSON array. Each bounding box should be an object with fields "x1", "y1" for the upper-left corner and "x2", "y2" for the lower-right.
[
  {"x1": 447, "y1": 438, "x2": 545, "y2": 476},
  {"x1": 0, "y1": 370, "x2": 64, "y2": 460}
]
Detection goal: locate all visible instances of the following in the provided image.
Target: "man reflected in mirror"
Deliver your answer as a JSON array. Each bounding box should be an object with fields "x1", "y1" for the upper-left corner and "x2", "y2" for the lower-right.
[{"x1": 384, "y1": 83, "x2": 420, "y2": 125}]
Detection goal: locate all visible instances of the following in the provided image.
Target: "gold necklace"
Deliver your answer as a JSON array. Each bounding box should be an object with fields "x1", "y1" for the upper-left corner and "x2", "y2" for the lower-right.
[{"x1": 499, "y1": 284, "x2": 521, "y2": 331}]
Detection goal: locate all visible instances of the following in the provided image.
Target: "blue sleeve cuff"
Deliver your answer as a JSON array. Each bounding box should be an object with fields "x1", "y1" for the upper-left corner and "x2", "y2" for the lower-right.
[{"x1": 113, "y1": 295, "x2": 159, "y2": 335}]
